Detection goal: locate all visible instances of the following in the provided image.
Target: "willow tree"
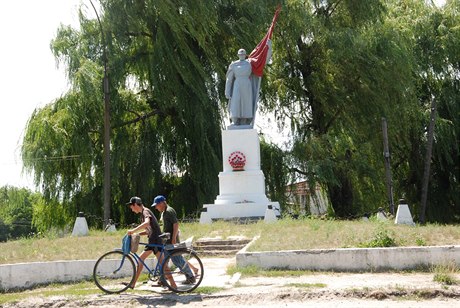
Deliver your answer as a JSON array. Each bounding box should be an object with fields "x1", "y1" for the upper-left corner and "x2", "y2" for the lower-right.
[
  {"x1": 392, "y1": 0, "x2": 460, "y2": 223},
  {"x1": 21, "y1": 0, "x2": 281, "y2": 227},
  {"x1": 261, "y1": 0, "x2": 459, "y2": 221},
  {"x1": 262, "y1": 0, "x2": 416, "y2": 217}
]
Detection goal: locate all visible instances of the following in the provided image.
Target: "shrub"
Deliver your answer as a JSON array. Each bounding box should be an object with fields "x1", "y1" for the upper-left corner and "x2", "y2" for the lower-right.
[{"x1": 358, "y1": 228, "x2": 397, "y2": 248}]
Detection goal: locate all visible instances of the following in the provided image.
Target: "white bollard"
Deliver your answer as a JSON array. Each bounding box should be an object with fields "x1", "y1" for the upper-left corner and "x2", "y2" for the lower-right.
[
  {"x1": 264, "y1": 206, "x2": 277, "y2": 223},
  {"x1": 199, "y1": 211, "x2": 212, "y2": 224},
  {"x1": 71, "y1": 212, "x2": 89, "y2": 236},
  {"x1": 376, "y1": 208, "x2": 388, "y2": 221},
  {"x1": 395, "y1": 199, "x2": 415, "y2": 226},
  {"x1": 104, "y1": 219, "x2": 117, "y2": 232},
  {"x1": 105, "y1": 224, "x2": 116, "y2": 232}
]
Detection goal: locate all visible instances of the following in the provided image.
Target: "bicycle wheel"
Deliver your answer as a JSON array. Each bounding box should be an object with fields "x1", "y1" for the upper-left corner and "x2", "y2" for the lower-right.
[
  {"x1": 93, "y1": 250, "x2": 136, "y2": 294},
  {"x1": 161, "y1": 249, "x2": 204, "y2": 293}
]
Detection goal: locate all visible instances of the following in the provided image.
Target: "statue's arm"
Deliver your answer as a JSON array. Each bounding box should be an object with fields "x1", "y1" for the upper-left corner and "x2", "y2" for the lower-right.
[{"x1": 225, "y1": 64, "x2": 234, "y2": 99}]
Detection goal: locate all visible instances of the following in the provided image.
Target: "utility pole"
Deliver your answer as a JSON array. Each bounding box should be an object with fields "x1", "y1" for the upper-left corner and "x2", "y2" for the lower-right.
[
  {"x1": 419, "y1": 97, "x2": 436, "y2": 224},
  {"x1": 382, "y1": 118, "x2": 394, "y2": 215},
  {"x1": 89, "y1": 0, "x2": 111, "y2": 227}
]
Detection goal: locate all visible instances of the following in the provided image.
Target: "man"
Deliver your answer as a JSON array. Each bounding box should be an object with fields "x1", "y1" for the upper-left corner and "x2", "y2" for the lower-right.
[
  {"x1": 152, "y1": 195, "x2": 198, "y2": 284},
  {"x1": 126, "y1": 196, "x2": 177, "y2": 289}
]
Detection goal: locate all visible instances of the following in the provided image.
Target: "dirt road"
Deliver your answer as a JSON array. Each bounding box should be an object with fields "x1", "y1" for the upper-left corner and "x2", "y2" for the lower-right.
[{"x1": 3, "y1": 257, "x2": 459, "y2": 307}]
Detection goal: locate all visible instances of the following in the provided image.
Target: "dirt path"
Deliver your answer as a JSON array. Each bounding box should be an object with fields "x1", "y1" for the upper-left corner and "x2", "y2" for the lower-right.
[
  {"x1": 6, "y1": 284, "x2": 459, "y2": 307},
  {"x1": 3, "y1": 257, "x2": 460, "y2": 307}
]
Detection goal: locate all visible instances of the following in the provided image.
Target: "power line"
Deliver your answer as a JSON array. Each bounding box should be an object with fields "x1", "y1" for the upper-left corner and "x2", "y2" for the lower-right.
[{"x1": 22, "y1": 154, "x2": 82, "y2": 163}]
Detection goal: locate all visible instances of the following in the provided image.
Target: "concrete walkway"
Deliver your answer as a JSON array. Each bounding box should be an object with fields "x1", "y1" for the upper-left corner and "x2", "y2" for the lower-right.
[{"x1": 135, "y1": 257, "x2": 236, "y2": 292}]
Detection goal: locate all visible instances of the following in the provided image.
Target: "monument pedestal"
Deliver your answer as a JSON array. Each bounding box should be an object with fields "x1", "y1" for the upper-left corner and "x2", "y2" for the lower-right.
[{"x1": 201, "y1": 129, "x2": 280, "y2": 222}]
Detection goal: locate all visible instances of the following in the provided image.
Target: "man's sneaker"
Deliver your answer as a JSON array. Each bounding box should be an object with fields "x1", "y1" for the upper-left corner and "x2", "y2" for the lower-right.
[{"x1": 183, "y1": 276, "x2": 196, "y2": 284}]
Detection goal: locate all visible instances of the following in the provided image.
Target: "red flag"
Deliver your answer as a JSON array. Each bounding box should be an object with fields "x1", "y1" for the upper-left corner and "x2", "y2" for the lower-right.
[{"x1": 249, "y1": 5, "x2": 281, "y2": 77}]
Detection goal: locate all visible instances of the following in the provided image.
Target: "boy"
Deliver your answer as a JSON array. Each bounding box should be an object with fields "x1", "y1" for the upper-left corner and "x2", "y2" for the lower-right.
[{"x1": 126, "y1": 196, "x2": 176, "y2": 289}]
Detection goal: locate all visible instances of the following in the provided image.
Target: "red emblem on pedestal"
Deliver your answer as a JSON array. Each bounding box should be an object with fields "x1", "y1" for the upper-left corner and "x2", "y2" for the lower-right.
[{"x1": 228, "y1": 151, "x2": 246, "y2": 171}]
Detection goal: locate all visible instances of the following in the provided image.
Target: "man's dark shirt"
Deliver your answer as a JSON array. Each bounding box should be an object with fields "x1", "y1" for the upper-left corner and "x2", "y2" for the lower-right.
[
  {"x1": 162, "y1": 205, "x2": 179, "y2": 244},
  {"x1": 142, "y1": 207, "x2": 162, "y2": 245}
]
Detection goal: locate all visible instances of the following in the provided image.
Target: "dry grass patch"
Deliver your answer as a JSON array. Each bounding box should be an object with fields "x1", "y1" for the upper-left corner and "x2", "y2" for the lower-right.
[{"x1": 0, "y1": 218, "x2": 459, "y2": 264}]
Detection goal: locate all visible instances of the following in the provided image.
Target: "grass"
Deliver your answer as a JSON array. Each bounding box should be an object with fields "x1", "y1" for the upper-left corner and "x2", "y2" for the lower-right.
[
  {"x1": 0, "y1": 280, "x2": 99, "y2": 305},
  {"x1": 432, "y1": 262, "x2": 459, "y2": 285},
  {"x1": 196, "y1": 286, "x2": 226, "y2": 294},
  {"x1": 227, "y1": 264, "x2": 316, "y2": 278},
  {"x1": 286, "y1": 282, "x2": 327, "y2": 288},
  {"x1": 1, "y1": 218, "x2": 459, "y2": 264}
]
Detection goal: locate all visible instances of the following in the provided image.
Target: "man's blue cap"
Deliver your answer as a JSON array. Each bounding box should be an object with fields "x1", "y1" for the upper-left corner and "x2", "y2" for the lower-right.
[{"x1": 152, "y1": 195, "x2": 166, "y2": 207}]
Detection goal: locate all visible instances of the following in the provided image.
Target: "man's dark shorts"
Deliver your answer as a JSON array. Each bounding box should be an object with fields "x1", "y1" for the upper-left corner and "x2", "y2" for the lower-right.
[
  {"x1": 144, "y1": 245, "x2": 164, "y2": 254},
  {"x1": 145, "y1": 236, "x2": 163, "y2": 254}
]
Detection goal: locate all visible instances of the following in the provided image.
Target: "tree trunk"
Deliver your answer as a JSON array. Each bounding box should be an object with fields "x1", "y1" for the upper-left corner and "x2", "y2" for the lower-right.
[
  {"x1": 381, "y1": 118, "x2": 395, "y2": 215},
  {"x1": 419, "y1": 97, "x2": 436, "y2": 224}
]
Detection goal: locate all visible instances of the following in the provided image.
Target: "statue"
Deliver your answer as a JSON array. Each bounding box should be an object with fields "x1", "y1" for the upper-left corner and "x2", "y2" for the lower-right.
[
  {"x1": 225, "y1": 42, "x2": 272, "y2": 128},
  {"x1": 224, "y1": 6, "x2": 281, "y2": 129}
]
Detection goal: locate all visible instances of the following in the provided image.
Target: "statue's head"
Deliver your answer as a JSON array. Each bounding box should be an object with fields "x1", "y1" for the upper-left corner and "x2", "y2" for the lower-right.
[{"x1": 237, "y1": 48, "x2": 246, "y2": 60}]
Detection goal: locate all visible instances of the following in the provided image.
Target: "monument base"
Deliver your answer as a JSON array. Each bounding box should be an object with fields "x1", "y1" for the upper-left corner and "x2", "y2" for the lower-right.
[
  {"x1": 201, "y1": 201, "x2": 280, "y2": 221},
  {"x1": 201, "y1": 128, "x2": 281, "y2": 223}
]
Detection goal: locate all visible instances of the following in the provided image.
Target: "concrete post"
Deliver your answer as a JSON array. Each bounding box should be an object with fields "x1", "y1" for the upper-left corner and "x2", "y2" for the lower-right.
[
  {"x1": 199, "y1": 210, "x2": 212, "y2": 224},
  {"x1": 71, "y1": 212, "x2": 89, "y2": 236},
  {"x1": 376, "y1": 207, "x2": 388, "y2": 221},
  {"x1": 264, "y1": 205, "x2": 277, "y2": 222},
  {"x1": 104, "y1": 219, "x2": 116, "y2": 232},
  {"x1": 395, "y1": 199, "x2": 415, "y2": 226}
]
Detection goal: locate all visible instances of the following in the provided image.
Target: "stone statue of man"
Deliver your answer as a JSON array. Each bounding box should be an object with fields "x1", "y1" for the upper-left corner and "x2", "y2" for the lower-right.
[{"x1": 225, "y1": 40, "x2": 272, "y2": 129}]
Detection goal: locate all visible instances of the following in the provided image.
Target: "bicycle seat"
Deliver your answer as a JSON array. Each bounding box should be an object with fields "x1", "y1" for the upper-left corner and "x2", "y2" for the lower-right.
[
  {"x1": 165, "y1": 242, "x2": 187, "y2": 251},
  {"x1": 159, "y1": 233, "x2": 171, "y2": 240}
]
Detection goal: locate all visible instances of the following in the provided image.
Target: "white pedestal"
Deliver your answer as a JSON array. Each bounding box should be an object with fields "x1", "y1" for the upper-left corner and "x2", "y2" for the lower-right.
[
  {"x1": 395, "y1": 203, "x2": 415, "y2": 226},
  {"x1": 202, "y1": 129, "x2": 280, "y2": 221}
]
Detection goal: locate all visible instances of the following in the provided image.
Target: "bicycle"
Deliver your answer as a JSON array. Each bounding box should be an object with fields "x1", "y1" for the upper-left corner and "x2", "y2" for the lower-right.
[{"x1": 93, "y1": 233, "x2": 204, "y2": 294}]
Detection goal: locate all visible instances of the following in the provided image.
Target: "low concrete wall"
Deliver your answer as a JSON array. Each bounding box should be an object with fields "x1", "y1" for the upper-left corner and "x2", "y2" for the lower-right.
[
  {"x1": 0, "y1": 260, "x2": 95, "y2": 291},
  {"x1": 236, "y1": 245, "x2": 460, "y2": 272},
  {"x1": 2, "y1": 245, "x2": 459, "y2": 291},
  {"x1": 0, "y1": 257, "x2": 157, "y2": 291}
]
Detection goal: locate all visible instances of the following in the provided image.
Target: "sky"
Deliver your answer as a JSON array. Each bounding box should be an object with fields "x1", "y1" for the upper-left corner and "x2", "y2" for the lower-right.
[
  {"x1": 0, "y1": 1, "x2": 82, "y2": 190},
  {"x1": 0, "y1": 0, "x2": 447, "y2": 191}
]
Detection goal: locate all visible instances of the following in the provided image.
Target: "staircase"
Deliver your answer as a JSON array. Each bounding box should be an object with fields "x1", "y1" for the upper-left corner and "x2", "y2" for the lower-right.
[{"x1": 193, "y1": 236, "x2": 251, "y2": 256}]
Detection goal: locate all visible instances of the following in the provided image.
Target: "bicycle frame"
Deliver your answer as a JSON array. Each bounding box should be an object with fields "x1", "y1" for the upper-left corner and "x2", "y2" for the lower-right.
[
  {"x1": 93, "y1": 236, "x2": 203, "y2": 294},
  {"x1": 127, "y1": 242, "x2": 169, "y2": 279}
]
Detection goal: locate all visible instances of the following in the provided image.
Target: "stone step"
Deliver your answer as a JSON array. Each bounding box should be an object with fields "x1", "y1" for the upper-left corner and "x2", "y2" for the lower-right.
[
  {"x1": 194, "y1": 244, "x2": 246, "y2": 251},
  {"x1": 193, "y1": 236, "x2": 251, "y2": 256},
  {"x1": 195, "y1": 249, "x2": 241, "y2": 256},
  {"x1": 195, "y1": 240, "x2": 250, "y2": 247},
  {"x1": 195, "y1": 237, "x2": 250, "y2": 247}
]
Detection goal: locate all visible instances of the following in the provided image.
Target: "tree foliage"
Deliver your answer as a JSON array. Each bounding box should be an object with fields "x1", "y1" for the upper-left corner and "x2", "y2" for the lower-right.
[
  {"x1": 398, "y1": 0, "x2": 460, "y2": 222},
  {"x1": 21, "y1": 0, "x2": 281, "y2": 228},
  {"x1": 20, "y1": 0, "x2": 459, "y2": 229},
  {"x1": 0, "y1": 186, "x2": 37, "y2": 240},
  {"x1": 263, "y1": 0, "x2": 458, "y2": 221}
]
